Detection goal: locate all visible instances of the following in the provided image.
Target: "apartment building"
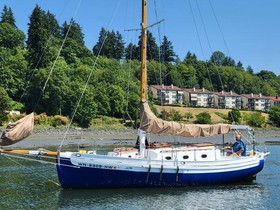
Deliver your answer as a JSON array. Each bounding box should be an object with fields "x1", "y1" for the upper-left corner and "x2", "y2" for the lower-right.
[
  {"x1": 241, "y1": 93, "x2": 270, "y2": 111},
  {"x1": 268, "y1": 96, "x2": 280, "y2": 107},
  {"x1": 213, "y1": 91, "x2": 241, "y2": 109},
  {"x1": 184, "y1": 88, "x2": 214, "y2": 107},
  {"x1": 149, "y1": 85, "x2": 183, "y2": 105}
]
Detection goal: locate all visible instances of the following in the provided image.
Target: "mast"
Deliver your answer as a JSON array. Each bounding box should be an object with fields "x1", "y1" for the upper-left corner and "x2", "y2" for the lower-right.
[
  {"x1": 140, "y1": 0, "x2": 147, "y2": 103},
  {"x1": 138, "y1": 0, "x2": 148, "y2": 158}
]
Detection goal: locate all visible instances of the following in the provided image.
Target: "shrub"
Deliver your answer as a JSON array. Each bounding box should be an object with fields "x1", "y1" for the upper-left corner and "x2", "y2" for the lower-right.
[
  {"x1": 245, "y1": 112, "x2": 265, "y2": 127},
  {"x1": 34, "y1": 113, "x2": 48, "y2": 125},
  {"x1": 195, "y1": 112, "x2": 212, "y2": 124},
  {"x1": 185, "y1": 111, "x2": 193, "y2": 122},
  {"x1": 228, "y1": 108, "x2": 241, "y2": 123},
  {"x1": 49, "y1": 115, "x2": 69, "y2": 127},
  {"x1": 268, "y1": 106, "x2": 280, "y2": 127}
]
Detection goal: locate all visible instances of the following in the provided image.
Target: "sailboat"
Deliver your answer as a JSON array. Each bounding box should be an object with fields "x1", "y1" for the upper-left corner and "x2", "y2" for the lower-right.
[
  {"x1": 55, "y1": 0, "x2": 269, "y2": 188},
  {"x1": 1, "y1": 0, "x2": 269, "y2": 188}
]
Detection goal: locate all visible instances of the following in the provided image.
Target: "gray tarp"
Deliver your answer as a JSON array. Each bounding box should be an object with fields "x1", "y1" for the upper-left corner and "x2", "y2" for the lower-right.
[
  {"x1": 140, "y1": 102, "x2": 230, "y2": 137},
  {"x1": 0, "y1": 112, "x2": 34, "y2": 146}
]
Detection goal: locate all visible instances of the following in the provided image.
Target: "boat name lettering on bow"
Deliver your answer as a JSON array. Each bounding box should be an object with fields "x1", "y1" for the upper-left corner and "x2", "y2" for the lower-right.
[{"x1": 77, "y1": 162, "x2": 116, "y2": 169}]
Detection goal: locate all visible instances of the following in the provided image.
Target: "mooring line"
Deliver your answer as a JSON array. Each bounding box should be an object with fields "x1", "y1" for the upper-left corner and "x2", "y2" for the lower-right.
[{"x1": 2, "y1": 154, "x2": 60, "y2": 186}]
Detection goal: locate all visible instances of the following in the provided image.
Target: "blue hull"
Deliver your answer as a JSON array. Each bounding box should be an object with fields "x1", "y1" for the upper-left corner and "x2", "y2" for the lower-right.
[{"x1": 56, "y1": 158, "x2": 265, "y2": 188}]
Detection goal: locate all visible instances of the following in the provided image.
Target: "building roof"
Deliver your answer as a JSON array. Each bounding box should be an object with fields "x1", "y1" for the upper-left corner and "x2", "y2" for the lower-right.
[
  {"x1": 241, "y1": 93, "x2": 270, "y2": 99},
  {"x1": 149, "y1": 85, "x2": 183, "y2": 91},
  {"x1": 214, "y1": 91, "x2": 240, "y2": 97},
  {"x1": 267, "y1": 96, "x2": 280, "y2": 101},
  {"x1": 184, "y1": 87, "x2": 212, "y2": 94}
]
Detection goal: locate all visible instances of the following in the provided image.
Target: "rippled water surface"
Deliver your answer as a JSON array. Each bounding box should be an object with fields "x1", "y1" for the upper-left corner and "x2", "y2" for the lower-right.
[{"x1": 0, "y1": 145, "x2": 279, "y2": 210}]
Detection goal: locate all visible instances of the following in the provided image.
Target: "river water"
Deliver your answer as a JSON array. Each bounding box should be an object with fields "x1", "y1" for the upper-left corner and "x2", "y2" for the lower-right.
[{"x1": 0, "y1": 144, "x2": 279, "y2": 210}]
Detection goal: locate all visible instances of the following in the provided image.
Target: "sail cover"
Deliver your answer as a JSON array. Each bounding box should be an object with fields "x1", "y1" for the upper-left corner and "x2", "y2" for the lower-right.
[
  {"x1": 140, "y1": 102, "x2": 230, "y2": 137},
  {"x1": 0, "y1": 112, "x2": 34, "y2": 146}
]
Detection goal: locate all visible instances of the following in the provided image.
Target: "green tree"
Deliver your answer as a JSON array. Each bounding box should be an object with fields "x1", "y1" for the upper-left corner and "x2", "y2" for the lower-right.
[
  {"x1": 0, "y1": 87, "x2": 11, "y2": 125},
  {"x1": 74, "y1": 86, "x2": 97, "y2": 127},
  {"x1": 268, "y1": 106, "x2": 280, "y2": 127},
  {"x1": 195, "y1": 112, "x2": 211, "y2": 124},
  {"x1": 0, "y1": 5, "x2": 16, "y2": 27},
  {"x1": 210, "y1": 51, "x2": 225, "y2": 66},
  {"x1": 146, "y1": 31, "x2": 159, "y2": 61},
  {"x1": 160, "y1": 36, "x2": 176, "y2": 62},
  {"x1": 27, "y1": 5, "x2": 57, "y2": 69},
  {"x1": 0, "y1": 48, "x2": 28, "y2": 101},
  {"x1": 93, "y1": 28, "x2": 124, "y2": 59},
  {"x1": 0, "y1": 23, "x2": 25, "y2": 49},
  {"x1": 228, "y1": 108, "x2": 241, "y2": 123},
  {"x1": 125, "y1": 43, "x2": 138, "y2": 60},
  {"x1": 245, "y1": 112, "x2": 265, "y2": 128}
]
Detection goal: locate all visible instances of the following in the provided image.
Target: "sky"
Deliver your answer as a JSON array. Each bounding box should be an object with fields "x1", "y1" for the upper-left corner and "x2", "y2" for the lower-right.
[{"x1": 1, "y1": 0, "x2": 280, "y2": 76}]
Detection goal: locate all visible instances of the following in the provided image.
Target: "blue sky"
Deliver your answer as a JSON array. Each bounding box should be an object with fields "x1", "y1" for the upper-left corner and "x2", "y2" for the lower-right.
[{"x1": 1, "y1": 0, "x2": 280, "y2": 75}]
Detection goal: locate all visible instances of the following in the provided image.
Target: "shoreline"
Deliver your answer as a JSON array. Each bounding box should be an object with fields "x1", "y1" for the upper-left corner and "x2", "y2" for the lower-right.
[{"x1": 2, "y1": 128, "x2": 280, "y2": 149}]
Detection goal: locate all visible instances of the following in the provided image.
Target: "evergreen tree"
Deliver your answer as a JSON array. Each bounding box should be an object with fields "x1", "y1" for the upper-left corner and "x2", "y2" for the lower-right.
[
  {"x1": 61, "y1": 20, "x2": 92, "y2": 64},
  {"x1": 160, "y1": 36, "x2": 176, "y2": 62},
  {"x1": 246, "y1": 65, "x2": 254, "y2": 74},
  {"x1": 46, "y1": 11, "x2": 61, "y2": 38},
  {"x1": 93, "y1": 28, "x2": 124, "y2": 59},
  {"x1": 93, "y1": 27, "x2": 107, "y2": 56},
  {"x1": 146, "y1": 30, "x2": 159, "y2": 60},
  {"x1": 210, "y1": 51, "x2": 225, "y2": 66},
  {"x1": 0, "y1": 5, "x2": 16, "y2": 27},
  {"x1": 27, "y1": 5, "x2": 56, "y2": 69},
  {"x1": 62, "y1": 19, "x2": 84, "y2": 46},
  {"x1": 0, "y1": 23, "x2": 25, "y2": 49},
  {"x1": 125, "y1": 43, "x2": 138, "y2": 60}
]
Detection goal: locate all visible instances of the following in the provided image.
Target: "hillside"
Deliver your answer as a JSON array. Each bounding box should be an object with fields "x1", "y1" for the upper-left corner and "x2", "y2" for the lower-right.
[{"x1": 155, "y1": 105, "x2": 269, "y2": 124}]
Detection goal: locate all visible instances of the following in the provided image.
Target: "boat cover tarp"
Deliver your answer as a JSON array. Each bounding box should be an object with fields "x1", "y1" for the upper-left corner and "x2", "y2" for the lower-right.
[
  {"x1": 140, "y1": 102, "x2": 230, "y2": 137},
  {"x1": 0, "y1": 112, "x2": 34, "y2": 146}
]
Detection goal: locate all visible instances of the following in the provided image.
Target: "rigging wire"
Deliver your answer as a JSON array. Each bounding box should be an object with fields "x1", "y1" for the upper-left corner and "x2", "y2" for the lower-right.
[
  {"x1": 209, "y1": 0, "x2": 231, "y2": 57},
  {"x1": 58, "y1": 0, "x2": 121, "y2": 152},
  {"x1": 195, "y1": 0, "x2": 225, "y2": 91},
  {"x1": 19, "y1": 1, "x2": 69, "y2": 104},
  {"x1": 188, "y1": 0, "x2": 214, "y2": 92},
  {"x1": 2, "y1": 153, "x2": 60, "y2": 186},
  {"x1": 33, "y1": 0, "x2": 82, "y2": 112}
]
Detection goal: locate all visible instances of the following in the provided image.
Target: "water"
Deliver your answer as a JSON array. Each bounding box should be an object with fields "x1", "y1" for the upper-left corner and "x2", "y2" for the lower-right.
[{"x1": 0, "y1": 145, "x2": 279, "y2": 210}]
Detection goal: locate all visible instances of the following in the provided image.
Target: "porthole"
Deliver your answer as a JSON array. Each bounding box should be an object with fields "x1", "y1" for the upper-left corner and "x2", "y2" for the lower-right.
[
  {"x1": 165, "y1": 156, "x2": 172, "y2": 160},
  {"x1": 183, "y1": 155, "x2": 189, "y2": 159},
  {"x1": 201, "y1": 154, "x2": 207, "y2": 158}
]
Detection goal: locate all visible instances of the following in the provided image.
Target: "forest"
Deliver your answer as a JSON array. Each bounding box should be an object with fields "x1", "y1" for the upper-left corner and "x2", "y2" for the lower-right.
[{"x1": 1, "y1": 5, "x2": 280, "y2": 127}]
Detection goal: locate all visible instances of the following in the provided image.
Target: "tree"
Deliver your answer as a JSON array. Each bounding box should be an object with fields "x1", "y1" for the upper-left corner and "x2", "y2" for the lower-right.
[
  {"x1": 62, "y1": 19, "x2": 84, "y2": 46},
  {"x1": 195, "y1": 112, "x2": 211, "y2": 124},
  {"x1": 0, "y1": 5, "x2": 16, "y2": 27},
  {"x1": 160, "y1": 36, "x2": 176, "y2": 62},
  {"x1": 256, "y1": 70, "x2": 276, "y2": 81},
  {"x1": 74, "y1": 86, "x2": 97, "y2": 127},
  {"x1": 125, "y1": 43, "x2": 138, "y2": 60},
  {"x1": 0, "y1": 47, "x2": 28, "y2": 101},
  {"x1": 228, "y1": 108, "x2": 241, "y2": 123},
  {"x1": 92, "y1": 28, "x2": 124, "y2": 59},
  {"x1": 0, "y1": 23, "x2": 25, "y2": 49},
  {"x1": 0, "y1": 87, "x2": 11, "y2": 125},
  {"x1": 27, "y1": 5, "x2": 57, "y2": 69},
  {"x1": 246, "y1": 65, "x2": 254, "y2": 74},
  {"x1": 245, "y1": 112, "x2": 265, "y2": 128},
  {"x1": 146, "y1": 31, "x2": 159, "y2": 60},
  {"x1": 268, "y1": 106, "x2": 280, "y2": 127},
  {"x1": 210, "y1": 51, "x2": 225, "y2": 66}
]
